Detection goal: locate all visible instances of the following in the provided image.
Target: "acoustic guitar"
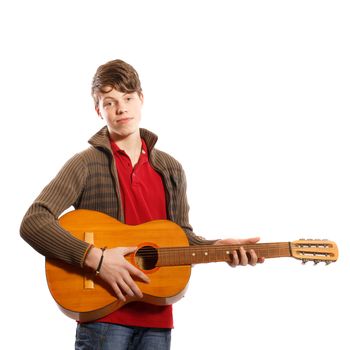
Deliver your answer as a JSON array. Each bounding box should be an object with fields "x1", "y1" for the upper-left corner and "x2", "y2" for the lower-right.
[{"x1": 45, "y1": 209, "x2": 338, "y2": 322}]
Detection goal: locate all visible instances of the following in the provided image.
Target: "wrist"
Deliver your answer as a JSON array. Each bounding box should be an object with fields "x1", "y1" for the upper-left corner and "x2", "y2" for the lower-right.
[
  {"x1": 84, "y1": 246, "x2": 101, "y2": 270},
  {"x1": 95, "y1": 247, "x2": 107, "y2": 275}
]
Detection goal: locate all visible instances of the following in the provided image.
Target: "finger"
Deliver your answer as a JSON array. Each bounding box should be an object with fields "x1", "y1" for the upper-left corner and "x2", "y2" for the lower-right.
[
  {"x1": 117, "y1": 279, "x2": 134, "y2": 298},
  {"x1": 249, "y1": 249, "x2": 258, "y2": 266},
  {"x1": 117, "y1": 274, "x2": 143, "y2": 299},
  {"x1": 112, "y1": 283, "x2": 126, "y2": 302},
  {"x1": 239, "y1": 246, "x2": 248, "y2": 266},
  {"x1": 231, "y1": 250, "x2": 239, "y2": 267},
  {"x1": 258, "y1": 257, "x2": 265, "y2": 264},
  {"x1": 127, "y1": 263, "x2": 150, "y2": 283},
  {"x1": 122, "y1": 272, "x2": 144, "y2": 299}
]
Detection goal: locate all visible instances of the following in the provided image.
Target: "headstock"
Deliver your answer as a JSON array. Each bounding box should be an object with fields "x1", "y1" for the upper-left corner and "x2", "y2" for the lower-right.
[{"x1": 291, "y1": 239, "x2": 338, "y2": 264}]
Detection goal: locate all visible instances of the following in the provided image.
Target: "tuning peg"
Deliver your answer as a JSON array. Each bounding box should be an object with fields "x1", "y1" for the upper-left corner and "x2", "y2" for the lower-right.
[
  {"x1": 302, "y1": 259, "x2": 308, "y2": 264},
  {"x1": 325, "y1": 261, "x2": 331, "y2": 265},
  {"x1": 314, "y1": 260, "x2": 319, "y2": 265}
]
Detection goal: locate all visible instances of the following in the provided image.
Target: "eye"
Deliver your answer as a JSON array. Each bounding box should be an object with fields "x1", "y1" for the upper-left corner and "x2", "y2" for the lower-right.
[{"x1": 103, "y1": 101, "x2": 115, "y2": 108}]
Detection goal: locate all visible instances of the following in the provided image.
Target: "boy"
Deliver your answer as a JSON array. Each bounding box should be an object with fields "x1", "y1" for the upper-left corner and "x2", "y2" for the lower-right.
[{"x1": 20, "y1": 59, "x2": 262, "y2": 349}]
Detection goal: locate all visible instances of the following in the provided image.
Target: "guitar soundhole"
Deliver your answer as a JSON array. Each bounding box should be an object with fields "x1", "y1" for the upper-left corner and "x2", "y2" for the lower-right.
[{"x1": 135, "y1": 246, "x2": 158, "y2": 270}]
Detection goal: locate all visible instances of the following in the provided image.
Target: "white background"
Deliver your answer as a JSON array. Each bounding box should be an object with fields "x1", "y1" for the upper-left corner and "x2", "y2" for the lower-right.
[{"x1": 1, "y1": 1, "x2": 349, "y2": 349}]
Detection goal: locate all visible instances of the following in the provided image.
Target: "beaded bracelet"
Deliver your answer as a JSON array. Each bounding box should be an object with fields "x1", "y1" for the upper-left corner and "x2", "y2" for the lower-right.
[{"x1": 95, "y1": 247, "x2": 107, "y2": 276}]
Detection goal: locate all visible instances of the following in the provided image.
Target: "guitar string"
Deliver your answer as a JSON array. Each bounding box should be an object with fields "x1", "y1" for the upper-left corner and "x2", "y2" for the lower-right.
[
  {"x1": 133, "y1": 244, "x2": 332, "y2": 256},
  {"x1": 134, "y1": 243, "x2": 291, "y2": 256},
  {"x1": 132, "y1": 245, "x2": 333, "y2": 262},
  {"x1": 133, "y1": 242, "x2": 332, "y2": 256},
  {"x1": 133, "y1": 242, "x2": 332, "y2": 251}
]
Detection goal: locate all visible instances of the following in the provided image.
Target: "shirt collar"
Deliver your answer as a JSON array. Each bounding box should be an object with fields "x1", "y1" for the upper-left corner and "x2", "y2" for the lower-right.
[
  {"x1": 110, "y1": 138, "x2": 149, "y2": 166},
  {"x1": 88, "y1": 126, "x2": 158, "y2": 154}
]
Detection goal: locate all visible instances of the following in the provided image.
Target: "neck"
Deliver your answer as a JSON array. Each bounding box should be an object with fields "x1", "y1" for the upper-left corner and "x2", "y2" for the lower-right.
[
  {"x1": 111, "y1": 131, "x2": 142, "y2": 167},
  {"x1": 156, "y1": 242, "x2": 292, "y2": 266}
]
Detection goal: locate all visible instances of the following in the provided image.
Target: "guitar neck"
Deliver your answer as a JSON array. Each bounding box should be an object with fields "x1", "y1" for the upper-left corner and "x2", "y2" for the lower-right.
[{"x1": 156, "y1": 242, "x2": 291, "y2": 266}]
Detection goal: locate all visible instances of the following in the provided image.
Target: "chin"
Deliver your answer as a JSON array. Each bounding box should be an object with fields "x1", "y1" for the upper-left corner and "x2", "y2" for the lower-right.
[{"x1": 111, "y1": 127, "x2": 139, "y2": 139}]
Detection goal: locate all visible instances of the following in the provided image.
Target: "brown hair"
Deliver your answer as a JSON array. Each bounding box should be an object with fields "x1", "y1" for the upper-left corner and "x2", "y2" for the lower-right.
[{"x1": 91, "y1": 59, "x2": 142, "y2": 107}]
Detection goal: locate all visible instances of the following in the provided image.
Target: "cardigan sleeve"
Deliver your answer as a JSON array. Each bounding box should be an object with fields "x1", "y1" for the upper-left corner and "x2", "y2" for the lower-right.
[
  {"x1": 174, "y1": 165, "x2": 219, "y2": 246},
  {"x1": 20, "y1": 153, "x2": 90, "y2": 267}
]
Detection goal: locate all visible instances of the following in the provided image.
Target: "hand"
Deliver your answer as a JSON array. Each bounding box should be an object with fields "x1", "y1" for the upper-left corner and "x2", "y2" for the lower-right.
[
  {"x1": 214, "y1": 237, "x2": 265, "y2": 267},
  {"x1": 85, "y1": 246, "x2": 150, "y2": 301}
]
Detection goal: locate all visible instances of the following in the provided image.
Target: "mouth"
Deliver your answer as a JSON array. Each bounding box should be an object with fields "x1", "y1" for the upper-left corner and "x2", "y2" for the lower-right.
[{"x1": 117, "y1": 117, "x2": 133, "y2": 124}]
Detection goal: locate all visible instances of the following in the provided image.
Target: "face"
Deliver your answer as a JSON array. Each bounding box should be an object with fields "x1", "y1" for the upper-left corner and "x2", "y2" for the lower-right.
[{"x1": 96, "y1": 88, "x2": 144, "y2": 141}]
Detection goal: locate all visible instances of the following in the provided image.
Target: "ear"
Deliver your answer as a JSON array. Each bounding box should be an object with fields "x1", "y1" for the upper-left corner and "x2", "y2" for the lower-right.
[
  {"x1": 95, "y1": 106, "x2": 103, "y2": 119},
  {"x1": 139, "y1": 92, "x2": 144, "y2": 105}
]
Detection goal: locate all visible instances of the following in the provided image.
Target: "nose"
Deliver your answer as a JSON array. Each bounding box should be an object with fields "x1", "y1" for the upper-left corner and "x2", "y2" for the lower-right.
[{"x1": 116, "y1": 103, "x2": 127, "y2": 115}]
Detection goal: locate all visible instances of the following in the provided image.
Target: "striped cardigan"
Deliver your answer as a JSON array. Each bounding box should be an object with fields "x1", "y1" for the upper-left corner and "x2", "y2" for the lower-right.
[{"x1": 20, "y1": 126, "x2": 217, "y2": 267}]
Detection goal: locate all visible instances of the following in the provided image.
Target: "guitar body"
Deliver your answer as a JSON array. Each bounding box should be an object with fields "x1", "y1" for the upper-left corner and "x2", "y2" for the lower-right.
[{"x1": 45, "y1": 209, "x2": 191, "y2": 322}]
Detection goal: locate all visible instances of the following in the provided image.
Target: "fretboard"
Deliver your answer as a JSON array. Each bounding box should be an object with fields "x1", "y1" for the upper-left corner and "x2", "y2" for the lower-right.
[{"x1": 156, "y1": 242, "x2": 291, "y2": 266}]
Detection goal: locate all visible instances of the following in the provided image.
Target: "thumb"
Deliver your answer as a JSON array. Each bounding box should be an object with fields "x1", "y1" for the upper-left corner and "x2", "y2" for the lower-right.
[
  {"x1": 120, "y1": 246, "x2": 138, "y2": 256},
  {"x1": 246, "y1": 237, "x2": 260, "y2": 244}
]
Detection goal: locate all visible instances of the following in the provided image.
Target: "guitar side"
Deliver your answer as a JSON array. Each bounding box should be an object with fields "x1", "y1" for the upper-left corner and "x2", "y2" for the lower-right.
[{"x1": 45, "y1": 210, "x2": 191, "y2": 322}]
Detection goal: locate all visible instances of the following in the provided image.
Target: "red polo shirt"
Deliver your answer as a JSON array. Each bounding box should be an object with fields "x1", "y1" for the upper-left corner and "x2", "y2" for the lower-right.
[{"x1": 96, "y1": 138, "x2": 173, "y2": 328}]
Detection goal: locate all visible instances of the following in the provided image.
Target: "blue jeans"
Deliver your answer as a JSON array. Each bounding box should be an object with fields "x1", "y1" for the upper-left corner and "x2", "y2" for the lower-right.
[{"x1": 75, "y1": 323, "x2": 171, "y2": 350}]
